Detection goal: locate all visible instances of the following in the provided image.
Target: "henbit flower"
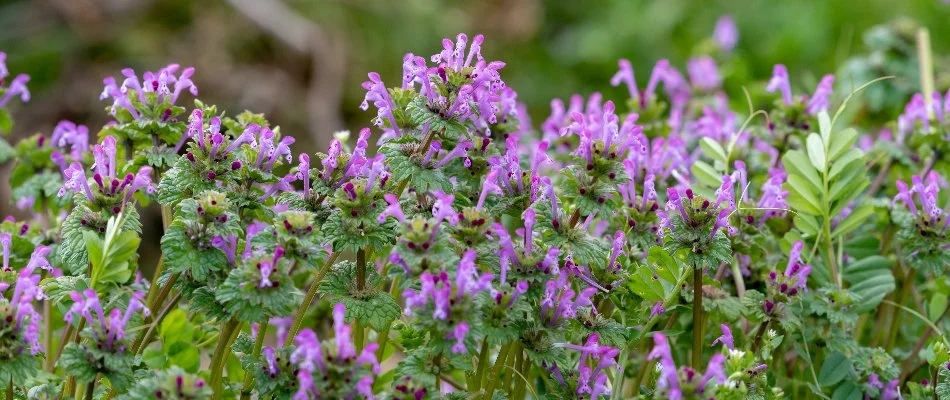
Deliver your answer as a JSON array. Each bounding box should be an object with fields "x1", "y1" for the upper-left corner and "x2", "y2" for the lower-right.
[
  {"x1": 402, "y1": 250, "x2": 493, "y2": 326},
  {"x1": 0, "y1": 73, "x2": 30, "y2": 108},
  {"x1": 650, "y1": 333, "x2": 727, "y2": 400},
  {"x1": 361, "y1": 72, "x2": 401, "y2": 140},
  {"x1": 650, "y1": 301, "x2": 666, "y2": 319},
  {"x1": 56, "y1": 135, "x2": 155, "y2": 208},
  {"x1": 291, "y1": 303, "x2": 380, "y2": 400},
  {"x1": 210, "y1": 234, "x2": 239, "y2": 265},
  {"x1": 610, "y1": 59, "x2": 638, "y2": 102},
  {"x1": 0, "y1": 244, "x2": 52, "y2": 355},
  {"x1": 757, "y1": 168, "x2": 789, "y2": 222},
  {"x1": 50, "y1": 120, "x2": 90, "y2": 158},
  {"x1": 893, "y1": 171, "x2": 947, "y2": 228},
  {"x1": 766, "y1": 64, "x2": 793, "y2": 105},
  {"x1": 806, "y1": 74, "x2": 834, "y2": 115},
  {"x1": 65, "y1": 289, "x2": 150, "y2": 352},
  {"x1": 711, "y1": 324, "x2": 734, "y2": 350},
  {"x1": 556, "y1": 333, "x2": 619, "y2": 398},
  {"x1": 448, "y1": 322, "x2": 470, "y2": 353},
  {"x1": 259, "y1": 174, "x2": 298, "y2": 202},
  {"x1": 881, "y1": 379, "x2": 900, "y2": 400},
  {"x1": 687, "y1": 56, "x2": 722, "y2": 91},
  {"x1": 713, "y1": 15, "x2": 739, "y2": 52},
  {"x1": 0, "y1": 52, "x2": 7, "y2": 80},
  {"x1": 539, "y1": 273, "x2": 597, "y2": 326}
]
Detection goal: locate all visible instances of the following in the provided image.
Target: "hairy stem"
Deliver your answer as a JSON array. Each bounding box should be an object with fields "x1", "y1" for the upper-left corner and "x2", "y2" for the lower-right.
[
  {"x1": 43, "y1": 299, "x2": 54, "y2": 371},
  {"x1": 375, "y1": 276, "x2": 401, "y2": 360},
  {"x1": 240, "y1": 323, "x2": 268, "y2": 400},
  {"x1": 692, "y1": 265, "x2": 704, "y2": 369},
  {"x1": 482, "y1": 342, "x2": 512, "y2": 398},
  {"x1": 144, "y1": 256, "x2": 166, "y2": 307},
  {"x1": 133, "y1": 293, "x2": 183, "y2": 355},
  {"x1": 286, "y1": 252, "x2": 339, "y2": 346},
  {"x1": 471, "y1": 338, "x2": 490, "y2": 392},
  {"x1": 84, "y1": 380, "x2": 95, "y2": 400},
  {"x1": 513, "y1": 348, "x2": 527, "y2": 399},
  {"x1": 356, "y1": 248, "x2": 366, "y2": 291},
  {"x1": 751, "y1": 320, "x2": 771, "y2": 353},
  {"x1": 886, "y1": 266, "x2": 915, "y2": 351},
  {"x1": 209, "y1": 318, "x2": 242, "y2": 398}
]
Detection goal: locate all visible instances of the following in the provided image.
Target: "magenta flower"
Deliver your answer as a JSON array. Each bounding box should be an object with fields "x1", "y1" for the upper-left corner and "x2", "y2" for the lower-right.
[
  {"x1": 56, "y1": 135, "x2": 155, "y2": 207},
  {"x1": 711, "y1": 323, "x2": 734, "y2": 350},
  {"x1": 0, "y1": 73, "x2": 30, "y2": 108},
  {"x1": 713, "y1": 15, "x2": 739, "y2": 52},
  {"x1": 806, "y1": 74, "x2": 834, "y2": 115},
  {"x1": 649, "y1": 333, "x2": 727, "y2": 400},
  {"x1": 50, "y1": 120, "x2": 90, "y2": 158},
  {"x1": 893, "y1": 171, "x2": 945, "y2": 224},
  {"x1": 65, "y1": 289, "x2": 149, "y2": 352},
  {"x1": 766, "y1": 64, "x2": 793, "y2": 105},
  {"x1": 553, "y1": 334, "x2": 618, "y2": 398},
  {"x1": 687, "y1": 56, "x2": 722, "y2": 91}
]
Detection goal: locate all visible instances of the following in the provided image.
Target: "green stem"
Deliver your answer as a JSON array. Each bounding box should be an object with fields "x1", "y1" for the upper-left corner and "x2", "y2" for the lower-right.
[
  {"x1": 692, "y1": 265, "x2": 704, "y2": 369},
  {"x1": 43, "y1": 299, "x2": 54, "y2": 371},
  {"x1": 354, "y1": 319, "x2": 365, "y2": 353},
  {"x1": 84, "y1": 380, "x2": 95, "y2": 400},
  {"x1": 240, "y1": 324, "x2": 268, "y2": 400},
  {"x1": 751, "y1": 320, "x2": 771, "y2": 353},
  {"x1": 501, "y1": 343, "x2": 519, "y2": 394},
  {"x1": 471, "y1": 338, "x2": 490, "y2": 392},
  {"x1": 482, "y1": 343, "x2": 512, "y2": 398},
  {"x1": 209, "y1": 318, "x2": 242, "y2": 398},
  {"x1": 375, "y1": 276, "x2": 401, "y2": 360},
  {"x1": 512, "y1": 348, "x2": 527, "y2": 398},
  {"x1": 144, "y1": 255, "x2": 166, "y2": 307},
  {"x1": 887, "y1": 266, "x2": 916, "y2": 351},
  {"x1": 6, "y1": 380, "x2": 12, "y2": 400},
  {"x1": 286, "y1": 252, "x2": 339, "y2": 346},
  {"x1": 133, "y1": 293, "x2": 183, "y2": 355},
  {"x1": 356, "y1": 248, "x2": 366, "y2": 291}
]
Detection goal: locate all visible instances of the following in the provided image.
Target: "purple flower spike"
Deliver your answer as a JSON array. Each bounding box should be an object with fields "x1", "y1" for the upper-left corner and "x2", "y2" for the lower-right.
[
  {"x1": 448, "y1": 322, "x2": 470, "y2": 353},
  {"x1": 610, "y1": 59, "x2": 639, "y2": 102},
  {"x1": 476, "y1": 169, "x2": 502, "y2": 211},
  {"x1": 431, "y1": 190, "x2": 458, "y2": 225},
  {"x1": 422, "y1": 141, "x2": 442, "y2": 167},
  {"x1": 378, "y1": 194, "x2": 405, "y2": 223},
  {"x1": 648, "y1": 333, "x2": 681, "y2": 399},
  {"x1": 297, "y1": 153, "x2": 311, "y2": 196},
  {"x1": 0, "y1": 74, "x2": 30, "y2": 107},
  {"x1": 806, "y1": 74, "x2": 834, "y2": 115},
  {"x1": 766, "y1": 64, "x2": 793, "y2": 105},
  {"x1": 687, "y1": 56, "x2": 722, "y2": 91},
  {"x1": 711, "y1": 324, "x2": 734, "y2": 350},
  {"x1": 713, "y1": 15, "x2": 738, "y2": 52}
]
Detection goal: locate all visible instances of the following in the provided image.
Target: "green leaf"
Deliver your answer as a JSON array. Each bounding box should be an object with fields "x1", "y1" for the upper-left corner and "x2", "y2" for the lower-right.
[
  {"x1": 0, "y1": 108, "x2": 12, "y2": 135},
  {"x1": 818, "y1": 111, "x2": 832, "y2": 143},
  {"x1": 831, "y1": 382, "x2": 862, "y2": 400},
  {"x1": 828, "y1": 149, "x2": 864, "y2": 179},
  {"x1": 818, "y1": 352, "x2": 853, "y2": 387},
  {"x1": 794, "y1": 214, "x2": 821, "y2": 236},
  {"x1": 783, "y1": 150, "x2": 823, "y2": 190},
  {"x1": 786, "y1": 174, "x2": 823, "y2": 212},
  {"x1": 831, "y1": 205, "x2": 874, "y2": 238},
  {"x1": 806, "y1": 133, "x2": 827, "y2": 171},
  {"x1": 930, "y1": 292, "x2": 949, "y2": 322},
  {"x1": 699, "y1": 138, "x2": 728, "y2": 164},
  {"x1": 828, "y1": 128, "x2": 859, "y2": 161},
  {"x1": 691, "y1": 161, "x2": 723, "y2": 188},
  {"x1": 319, "y1": 261, "x2": 401, "y2": 330},
  {"x1": 843, "y1": 256, "x2": 895, "y2": 313}
]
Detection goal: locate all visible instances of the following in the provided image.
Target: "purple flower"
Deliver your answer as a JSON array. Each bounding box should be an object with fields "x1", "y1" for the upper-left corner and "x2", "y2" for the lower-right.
[
  {"x1": 711, "y1": 324, "x2": 734, "y2": 350},
  {"x1": 378, "y1": 194, "x2": 406, "y2": 224},
  {"x1": 211, "y1": 234, "x2": 239, "y2": 265},
  {"x1": 766, "y1": 64, "x2": 793, "y2": 105},
  {"x1": 649, "y1": 333, "x2": 727, "y2": 399},
  {"x1": 893, "y1": 171, "x2": 945, "y2": 224},
  {"x1": 539, "y1": 273, "x2": 597, "y2": 326},
  {"x1": 291, "y1": 303, "x2": 380, "y2": 399},
  {"x1": 881, "y1": 379, "x2": 900, "y2": 400},
  {"x1": 431, "y1": 190, "x2": 458, "y2": 225},
  {"x1": 806, "y1": 74, "x2": 834, "y2": 115},
  {"x1": 448, "y1": 322, "x2": 470, "y2": 353},
  {"x1": 57, "y1": 135, "x2": 155, "y2": 207},
  {"x1": 783, "y1": 241, "x2": 812, "y2": 292},
  {"x1": 0, "y1": 73, "x2": 30, "y2": 108},
  {"x1": 65, "y1": 289, "x2": 149, "y2": 351},
  {"x1": 610, "y1": 59, "x2": 638, "y2": 102},
  {"x1": 713, "y1": 15, "x2": 738, "y2": 52},
  {"x1": 558, "y1": 334, "x2": 618, "y2": 398},
  {"x1": 50, "y1": 120, "x2": 90, "y2": 158},
  {"x1": 402, "y1": 250, "x2": 493, "y2": 324},
  {"x1": 757, "y1": 168, "x2": 789, "y2": 221},
  {"x1": 259, "y1": 174, "x2": 298, "y2": 202},
  {"x1": 687, "y1": 56, "x2": 722, "y2": 91},
  {"x1": 0, "y1": 244, "x2": 51, "y2": 355}
]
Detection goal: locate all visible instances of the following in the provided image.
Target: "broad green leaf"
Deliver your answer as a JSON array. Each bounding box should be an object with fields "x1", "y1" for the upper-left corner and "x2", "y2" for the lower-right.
[
  {"x1": 786, "y1": 174, "x2": 823, "y2": 209},
  {"x1": 829, "y1": 149, "x2": 864, "y2": 179},
  {"x1": 818, "y1": 111, "x2": 832, "y2": 143},
  {"x1": 691, "y1": 161, "x2": 722, "y2": 188},
  {"x1": 930, "y1": 293, "x2": 948, "y2": 322},
  {"x1": 832, "y1": 382, "x2": 861, "y2": 400},
  {"x1": 794, "y1": 214, "x2": 820, "y2": 236},
  {"x1": 699, "y1": 138, "x2": 728, "y2": 164},
  {"x1": 818, "y1": 352, "x2": 853, "y2": 386},
  {"x1": 828, "y1": 128, "x2": 858, "y2": 161},
  {"x1": 806, "y1": 133, "x2": 827, "y2": 171},
  {"x1": 783, "y1": 150, "x2": 823, "y2": 190},
  {"x1": 843, "y1": 256, "x2": 895, "y2": 313},
  {"x1": 831, "y1": 205, "x2": 874, "y2": 238}
]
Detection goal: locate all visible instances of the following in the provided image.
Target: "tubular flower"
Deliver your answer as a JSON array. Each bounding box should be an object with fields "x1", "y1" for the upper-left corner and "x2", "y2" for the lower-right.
[
  {"x1": 713, "y1": 15, "x2": 739, "y2": 52},
  {"x1": 687, "y1": 56, "x2": 722, "y2": 92},
  {"x1": 806, "y1": 74, "x2": 834, "y2": 115},
  {"x1": 0, "y1": 243, "x2": 52, "y2": 356},
  {"x1": 765, "y1": 241, "x2": 811, "y2": 309},
  {"x1": 50, "y1": 120, "x2": 90, "y2": 159},
  {"x1": 55, "y1": 135, "x2": 155, "y2": 208},
  {"x1": 766, "y1": 64, "x2": 793, "y2": 106},
  {"x1": 649, "y1": 333, "x2": 727, "y2": 400},
  {"x1": 539, "y1": 273, "x2": 598, "y2": 326},
  {"x1": 100, "y1": 64, "x2": 197, "y2": 120},
  {"x1": 291, "y1": 303, "x2": 380, "y2": 400},
  {"x1": 611, "y1": 59, "x2": 689, "y2": 109},
  {"x1": 64, "y1": 289, "x2": 149, "y2": 352},
  {"x1": 549, "y1": 333, "x2": 619, "y2": 398}
]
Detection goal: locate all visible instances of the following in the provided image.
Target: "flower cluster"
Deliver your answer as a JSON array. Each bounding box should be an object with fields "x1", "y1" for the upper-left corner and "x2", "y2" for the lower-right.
[
  {"x1": 290, "y1": 303, "x2": 380, "y2": 399},
  {"x1": 64, "y1": 289, "x2": 149, "y2": 352},
  {"x1": 649, "y1": 332, "x2": 727, "y2": 399},
  {"x1": 0, "y1": 240, "x2": 51, "y2": 358},
  {"x1": 0, "y1": 52, "x2": 30, "y2": 108}
]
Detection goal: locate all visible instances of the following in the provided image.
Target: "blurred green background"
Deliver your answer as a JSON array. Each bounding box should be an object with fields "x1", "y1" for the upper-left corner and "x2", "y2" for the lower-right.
[{"x1": 2, "y1": 0, "x2": 950, "y2": 153}]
